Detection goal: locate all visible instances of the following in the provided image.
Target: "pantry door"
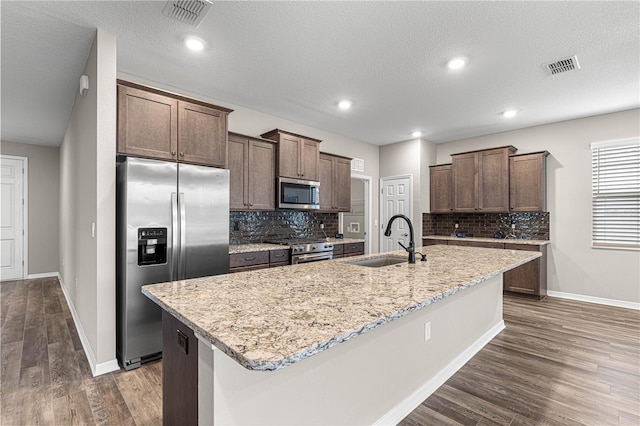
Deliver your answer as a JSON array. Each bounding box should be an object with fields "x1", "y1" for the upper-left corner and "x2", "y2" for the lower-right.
[
  {"x1": 379, "y1": 175, "x2": 412, "y2": 253},
  {"x1": 1, "y1": 156, "x2": 27, "y2": 281}
]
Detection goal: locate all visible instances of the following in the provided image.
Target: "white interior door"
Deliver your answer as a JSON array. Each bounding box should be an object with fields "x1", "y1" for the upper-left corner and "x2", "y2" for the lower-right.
[
  {"x1": 1, "y1": 156, "x2": 26, "y2": 281},
  {"x1": 380, "y1": 175, "x2": 412, "y2": 253}
]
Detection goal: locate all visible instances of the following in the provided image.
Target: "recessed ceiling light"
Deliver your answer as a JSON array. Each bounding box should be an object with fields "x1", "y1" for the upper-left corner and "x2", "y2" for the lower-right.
[
  {"x1": 184, "y1": 36, "x2": 206, "y2": 51},
  {"x1": 338, "y1": 100, "x2": 353, "y2": 110},
  {"x1": 447, "y1": 56, "x2": 467, "y2": 70},
  {"x1": 502, "y1": 109, "x2": 518, "y2": 118},
  {"x1": 411, "y1": 131, "x2": 423, "y2": 138}
]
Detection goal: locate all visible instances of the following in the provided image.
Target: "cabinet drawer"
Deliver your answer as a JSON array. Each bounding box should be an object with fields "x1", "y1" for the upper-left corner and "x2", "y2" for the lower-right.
[
  {"x1": 448, "y1": 240, "x2": 505, "y2": 249},
  {"x1": 422, "y1": 239, "x2": 447, "y2": 246},
  {"x1": 229, "y1": 251, "x2": 269, "y2": 268},
  {"x1": 269, "y1": 249, "x2": 290, "y2": 264},
  {"x1": 343, "y1": 242, "x2": 365, "y2": 255},
  {"x1": 504, "y1": 243, "x2": 540, "y2": 252}
]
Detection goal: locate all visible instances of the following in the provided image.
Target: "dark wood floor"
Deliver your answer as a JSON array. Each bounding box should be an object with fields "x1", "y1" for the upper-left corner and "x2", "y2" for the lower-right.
[{"x1": 1, "y1": 277, "x2": 638, "y2": 425}]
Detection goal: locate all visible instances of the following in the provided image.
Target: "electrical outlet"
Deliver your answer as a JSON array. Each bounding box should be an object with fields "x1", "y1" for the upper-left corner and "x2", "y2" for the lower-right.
[
  {"x1": 233, "y1": 221, "x2": 240, "y2": 231},
  {"x1": 454, "y1": 222, "x2": 459, "y2": 229},
  {"x1": 320, "y1": 223, "x2": 325, "y2": 229},
  {"x1": 424, "y1": 322, "x2": 431, "y2": 341},
  {"x1": 75, "y1": 278, "x2": 78, "y2": 289}
]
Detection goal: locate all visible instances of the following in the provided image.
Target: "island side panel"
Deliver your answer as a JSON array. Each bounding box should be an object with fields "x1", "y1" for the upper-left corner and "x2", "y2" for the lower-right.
[
  {"x1": 162, "y1": 310, "x2": 198, "y2": 426},
  {"x1": 201, "y1": 274, "x2": 504, "y2": 425}
]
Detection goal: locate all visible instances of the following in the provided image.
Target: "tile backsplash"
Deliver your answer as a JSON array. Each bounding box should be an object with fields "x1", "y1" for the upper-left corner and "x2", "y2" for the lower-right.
[
  {"x1": 230, "y1": 210, "x2": 339, "y2": 244},
  {"x1": 423, "y1": 212, "x2": 549, "y2": 240}
]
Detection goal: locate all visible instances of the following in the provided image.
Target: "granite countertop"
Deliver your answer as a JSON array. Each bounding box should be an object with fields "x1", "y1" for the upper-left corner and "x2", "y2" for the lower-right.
[
  {"x1": 229, "y1": 238, "x2": 365, "y2": 254},
  {"x1": 143, "y1": 245, "x2": 539, "y2": 372},
  {"x1": 229, "y1": 243, "x2": 286, "y2": 254},
  {"x1": 423, "y1": 235, "x2": 550, "y2": 246},
  {"x1": 327, "y1": 237, "x2": 365, "y2": 244}
]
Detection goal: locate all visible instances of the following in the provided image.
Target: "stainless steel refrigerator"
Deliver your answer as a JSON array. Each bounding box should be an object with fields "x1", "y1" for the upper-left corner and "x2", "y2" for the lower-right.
[{"x1": 116, "y1": 157, "x2": 229, "y2": 370}]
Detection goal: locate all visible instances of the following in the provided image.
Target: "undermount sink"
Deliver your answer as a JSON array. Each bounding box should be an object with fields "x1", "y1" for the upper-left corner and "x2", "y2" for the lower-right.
[{"x1": 343, "y1": 255, "x2": 407, "y2": 268}]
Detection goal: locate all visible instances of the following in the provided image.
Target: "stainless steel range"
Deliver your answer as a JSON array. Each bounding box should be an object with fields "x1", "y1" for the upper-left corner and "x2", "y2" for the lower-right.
[{"x1": 266, "y1": 238, "x2": 334, "y2": 264}]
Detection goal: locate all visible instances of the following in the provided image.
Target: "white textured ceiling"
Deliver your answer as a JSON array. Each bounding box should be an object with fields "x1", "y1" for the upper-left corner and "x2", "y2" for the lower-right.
[{"x1": 2, "y1": 1, "x2": 639, "y2": 147}]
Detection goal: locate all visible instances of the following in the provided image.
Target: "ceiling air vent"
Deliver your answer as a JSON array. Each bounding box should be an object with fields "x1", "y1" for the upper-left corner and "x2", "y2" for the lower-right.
[
  {"x1": 162, "y1": 0, "x2": 213, "y2": 27},
  {"x1": 542, "y1": 55, "x2": 581, "y2": 76}
]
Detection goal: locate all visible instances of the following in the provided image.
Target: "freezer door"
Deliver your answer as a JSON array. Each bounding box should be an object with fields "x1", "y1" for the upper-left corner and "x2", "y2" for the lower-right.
[
  {"x1": 178, "y1": 164, "x2": 230, "y2": 279},
  {"x1": 117, "y1": 157, "x2": 177, "y2": 369}
]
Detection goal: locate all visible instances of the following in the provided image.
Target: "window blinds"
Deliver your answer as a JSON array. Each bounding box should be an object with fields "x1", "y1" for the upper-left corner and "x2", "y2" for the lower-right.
[{"x1": 591, "y1": 138, "x2": 640, "y2": 249}]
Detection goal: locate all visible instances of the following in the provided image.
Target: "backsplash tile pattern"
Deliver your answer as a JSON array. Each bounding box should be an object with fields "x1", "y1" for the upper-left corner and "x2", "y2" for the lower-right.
[
  {"x1": 423, "y1": 212, "x2": 549, "y2": 240},
  {"x1": 230, "y1": 211, "x2": 339, "y2": 244}
]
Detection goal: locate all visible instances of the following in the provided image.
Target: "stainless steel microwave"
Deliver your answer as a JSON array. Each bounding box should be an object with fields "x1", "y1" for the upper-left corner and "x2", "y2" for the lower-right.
[{"x1": 278, "y1": 177, "x2": 320, "y2": 210}]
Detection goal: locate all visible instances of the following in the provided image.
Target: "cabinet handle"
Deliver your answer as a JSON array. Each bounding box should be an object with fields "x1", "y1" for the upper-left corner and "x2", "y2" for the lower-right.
[
  {"x1": 171, "y1": 150, "x2": 176, "y2": 156},
  {"x1": 244, "y1": 257, "x2": 256, "y2": 261},
  {"x1": 274, "y1": 254, "x2": 284, "y2": 258},
  {"x1": 180, "y1": 152, "x2": 185, "y2": 157}
]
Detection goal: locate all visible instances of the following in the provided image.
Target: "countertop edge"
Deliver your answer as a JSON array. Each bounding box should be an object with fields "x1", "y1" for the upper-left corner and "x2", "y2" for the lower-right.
[
  {"x1": 423, "y1": 235, "x2": 551, "y2": 245},
  {"x1": 143, "y1": 250, "x2": 541, "y2": 372}
]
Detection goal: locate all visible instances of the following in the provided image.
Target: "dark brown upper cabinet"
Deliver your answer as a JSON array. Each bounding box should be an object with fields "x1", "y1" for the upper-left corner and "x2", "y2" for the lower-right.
[
  {"x1": 260, "y1": 129, "x2": 321, "y2": 181},
  {"x1": 228, "y1": 132, "x2": 276, "y2": 211},
  {"x1": 319, "y1": 152, "x2": 352, "y2": 212},
  {"x1": 509, "y1": 151, "x2": 549, "y2": 212},
  {"x1": 452, "y1": 146, "x2": 516, "y2": 212},
  {"x1": 429, "y1": 164, "x2": 453, "y2": 213},
  {"x1": 117, "y1": 81, "x2": 232, "y2": 167}
]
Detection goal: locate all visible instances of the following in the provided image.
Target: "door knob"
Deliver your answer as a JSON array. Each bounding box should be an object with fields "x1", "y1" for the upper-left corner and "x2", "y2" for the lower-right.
[{"x1": 402, "y1": 233, "x2": 408, "y2": 237}]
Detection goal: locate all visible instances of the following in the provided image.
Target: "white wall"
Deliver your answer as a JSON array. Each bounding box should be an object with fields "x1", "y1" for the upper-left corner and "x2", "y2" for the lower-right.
[
  {"x1": 118, "y1": 72, "x2": 382, "y2": 251},
  {"x1": 0, "y1": 140, "x2": 60, "y2": 274},
  {"x1": 435, "y1": 109, "x2": 640, "y2": 304},
  {"x1": 379, "y1": 138, "x2": 437, "y2": 244},
  {"x1": 59, "y1": 29, "x2": 117, "y2": 373}
]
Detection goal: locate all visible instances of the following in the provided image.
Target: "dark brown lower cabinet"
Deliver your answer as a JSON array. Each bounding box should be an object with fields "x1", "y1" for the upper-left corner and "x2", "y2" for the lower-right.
[
  {"x1": 422, "y1": 238, "x2": 547, "y2": 299},
  {"x1": 503, "y1": 243, "x2": 547, "y2": 299},
  {"x1": 162, "y1": 310, "x2": 198, "y2": 426},
  {"x1": 342, "y1": 242, "x2": 365, "y2": 257}
]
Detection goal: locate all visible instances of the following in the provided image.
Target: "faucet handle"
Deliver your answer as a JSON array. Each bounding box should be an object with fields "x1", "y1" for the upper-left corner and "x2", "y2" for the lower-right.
[{"x1": 398, "y1": 241, "x2": 409, "y2": 252}]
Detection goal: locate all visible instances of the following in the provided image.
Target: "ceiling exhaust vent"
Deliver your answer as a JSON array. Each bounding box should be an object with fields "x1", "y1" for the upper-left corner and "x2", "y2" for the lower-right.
[
  {"x1": 542, "y1": 55, "x2": 581, "y2": 76},
  {"x1": 162, "y1": 0, "x2": 213, "y2": 27}
]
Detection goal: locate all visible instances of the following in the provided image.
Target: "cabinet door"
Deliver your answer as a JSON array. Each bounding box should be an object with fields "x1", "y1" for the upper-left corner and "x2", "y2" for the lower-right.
[
  {"x1": 178, "y1": 101, "x2": 227, "y2": 167},
  {"x1": 430, "y1": 165, "x2": 453, "y2": 213},
  {"x1": 117, "y1": 85, "x2": 177, "y2": 160},
  {"x1": 334, "y1": 157, "x2": 351, "y2": 211},
  {"x1": 510, "y1": 153, "x2": 546, "y2": 212},
  {"x1": 301, "y1": 139, "x2": 320, "y2": 181},
  {"x1": 247, "y1": 140, "x2": 276, "y2": 210},
  {"x1": 478, "y1": 149, "x2": 510, "y2": 212},
  {"x1": 503, "y1": 243, "x2": 546, "y2": 297},
  {"x1": 228, "y1": 134, "x2": 248, "y2": 210},
  {"x1": 162, "y1": 311, "x2": 198, "y2": 426},
  {"x1": 278, "y1": 134, "x2": 301, "y2": 178},
  {"x1": 452, "y1": 153, "x2": 477, "y2": 212},
  {"x1": 318, "y1": 154, "x2": 334, "y2": 210}
]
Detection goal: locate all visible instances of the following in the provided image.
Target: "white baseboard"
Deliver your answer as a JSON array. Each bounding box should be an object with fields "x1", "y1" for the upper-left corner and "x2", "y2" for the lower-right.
[
  {"x1": 547, "y1": 290, "x2": 640, "y2": 311},
  {"x1": 27, "y1": 272, "x2": 60, "y2": 279},
  {"x1": 375, "y1": 320, "x2": 506, "y2": 425},
  {"x1": 56, "y1": 273, "x2": 120, "y2": 376}
]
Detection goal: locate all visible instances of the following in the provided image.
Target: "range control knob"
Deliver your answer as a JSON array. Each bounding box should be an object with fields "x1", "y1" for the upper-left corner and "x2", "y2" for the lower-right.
[{"x1": 311, "y1": 245, "x2": 317, "y2": 250}]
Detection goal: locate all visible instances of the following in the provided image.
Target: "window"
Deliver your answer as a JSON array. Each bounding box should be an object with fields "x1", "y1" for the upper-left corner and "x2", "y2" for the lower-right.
[{"x1": 591, "y1": 138, "x2": 640, "y2": 249}]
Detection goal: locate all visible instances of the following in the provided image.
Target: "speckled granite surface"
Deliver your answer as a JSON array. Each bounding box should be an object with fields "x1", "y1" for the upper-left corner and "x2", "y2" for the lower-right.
[
  {"x1": 424, "y1": 235, "x2": 550, "y2": 245},
  {"x1": 143, "y1": 245, "x2": 540, "y2": 372},
  {"x1": 229, "y1": 243, "x2": 285, "y2": 254},
  {"x1": 327, "y1": 238, "x2": 365, "y2": 244}
]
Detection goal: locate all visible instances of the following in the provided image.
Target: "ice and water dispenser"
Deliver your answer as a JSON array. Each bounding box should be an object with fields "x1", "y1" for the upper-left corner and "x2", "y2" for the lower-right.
[{"x1": 138, "y1": 228, "x2": 167, "y2": 266}]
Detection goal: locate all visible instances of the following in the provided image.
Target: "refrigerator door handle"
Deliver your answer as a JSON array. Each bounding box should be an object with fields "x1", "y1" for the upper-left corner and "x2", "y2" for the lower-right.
[
  {"x1": 171, "y1": 192, "x2": 179, "y2": 282},
  {"x1": 179, "y1": 192, "x2": 187, "y2": 280}
]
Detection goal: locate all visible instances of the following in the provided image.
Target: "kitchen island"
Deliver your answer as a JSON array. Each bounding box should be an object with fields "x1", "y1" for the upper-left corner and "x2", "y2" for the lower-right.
[{"x1": 143, "y1": 245, "x2": 540, "y2": 425}]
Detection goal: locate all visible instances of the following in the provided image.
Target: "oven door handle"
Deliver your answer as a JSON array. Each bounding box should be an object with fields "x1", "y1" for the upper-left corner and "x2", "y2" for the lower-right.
[{"x1": 294, "y1": 253, "x2": 333, "y2": 262}]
